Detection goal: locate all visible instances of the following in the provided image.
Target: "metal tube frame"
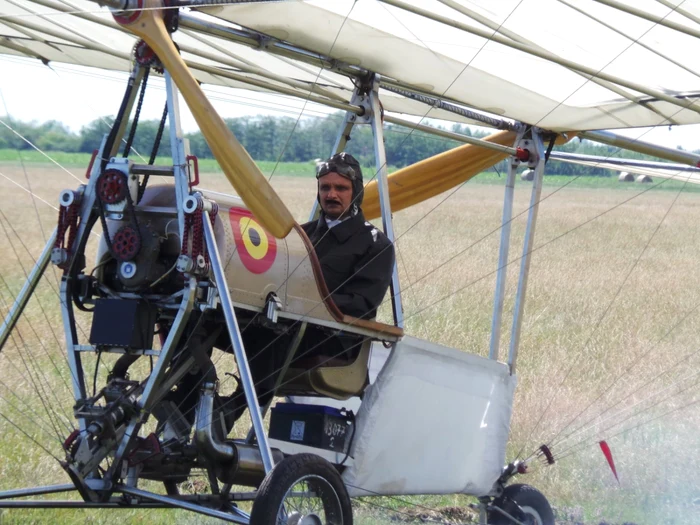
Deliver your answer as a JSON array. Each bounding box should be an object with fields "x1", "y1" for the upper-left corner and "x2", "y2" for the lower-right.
[
  {"x1": 578, "y1": 130, "x2": 700, "y2": 167},
  {"x1": 106, "y1": 72, "x2": 198, "y2": 481},
  {"x1": 507, "y1": 131, "x2": 546, "y2": 373},
  {"x1": 488, "y1": 131, "x2": 524, "y2": 361},
  {"x1": 165, "y1": 71, "x2": 191, "y2": 241},
  {"x1": 57, "y1": 63, "x2": 149, "y2": 429},
  {"x1": 201, "y1": 209, "x2": 275, "y2": 473},
  {"x1": 309, "y1": 74, "x2": 405, "y2": 327},
  {"x1": 550, "y1": 151, "x2": 700, "y2": 172},
  {"x1": 119, "y1": 485, "x2": 249, "y2": 523},
  {"x1": 369, "y1": 74, "x2": 404, "y2": 328}
]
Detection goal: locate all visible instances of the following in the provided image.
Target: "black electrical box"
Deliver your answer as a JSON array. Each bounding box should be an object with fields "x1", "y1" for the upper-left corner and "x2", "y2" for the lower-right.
[
  {"x1": 269, "y1": 403, "x2": 353, "y2": 453},
  {"x1": 89, "y1": 299, "x2": 157, "y2": 349}
]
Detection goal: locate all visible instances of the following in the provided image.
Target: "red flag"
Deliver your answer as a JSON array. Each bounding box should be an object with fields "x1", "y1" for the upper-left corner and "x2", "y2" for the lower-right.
[{"x1": 599, "y1": 440, "x2": 620, "y2": 484}]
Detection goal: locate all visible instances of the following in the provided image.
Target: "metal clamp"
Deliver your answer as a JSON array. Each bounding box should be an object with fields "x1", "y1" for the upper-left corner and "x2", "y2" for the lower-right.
[{"x1": 265, "y1": 292, "x2": 283, "y2": 324}]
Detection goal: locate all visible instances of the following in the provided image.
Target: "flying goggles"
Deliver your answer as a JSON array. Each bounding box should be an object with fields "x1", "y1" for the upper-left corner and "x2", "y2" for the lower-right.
[{"x1": 316, "y1": 154, "x2": 358, "y2": 181}]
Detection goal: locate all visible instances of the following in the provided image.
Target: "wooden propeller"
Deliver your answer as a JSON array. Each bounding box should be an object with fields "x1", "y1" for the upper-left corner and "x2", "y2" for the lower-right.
[{"x1": 113, "y1": 0, "x2": 295, "y2": 238}]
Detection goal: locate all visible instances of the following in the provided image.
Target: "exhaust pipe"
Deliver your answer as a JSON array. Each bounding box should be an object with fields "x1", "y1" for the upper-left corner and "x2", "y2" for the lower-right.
[
  {"x1": 195, "y1": 382, "x2": 283, "y2": 486},
  {"x1": 195, "y1": 382, "x2": 237, "y2": 463}
]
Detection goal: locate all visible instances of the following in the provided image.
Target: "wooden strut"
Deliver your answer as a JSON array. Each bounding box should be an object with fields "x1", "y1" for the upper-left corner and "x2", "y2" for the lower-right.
[{"x1": 113, "y1": 0, "x2": 295, "y2": 239}]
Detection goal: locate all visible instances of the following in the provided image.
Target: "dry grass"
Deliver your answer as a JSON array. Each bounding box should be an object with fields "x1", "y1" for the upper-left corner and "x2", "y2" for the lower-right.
[{"x1": 1, "y1": 165, "x2": 700, "y2": 524}]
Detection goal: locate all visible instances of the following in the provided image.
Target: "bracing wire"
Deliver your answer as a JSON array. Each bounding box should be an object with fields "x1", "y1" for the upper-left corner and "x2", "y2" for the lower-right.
[
  {"x1": 164, "y1": 116, "x2": 700, "y2": 439},
  {"x1": 0, "y1": 410, "x2": 63, "y2": 463},
  {"x1": 0, "y1": 228, "x2": 76, "y2": 430},
  {"x1": 0, "y1": 380, "x2": 68, "y2": 447},
  {"x1": 550, "y1": 348, "x2": 700, "y2": 454},
  {"x1": 554, "y1": 370, "x2": 700, "y2": 463},
  {"x1": 518, "y1": 165, "x2": 693, "y2": 460},
  {"x1": 1, "y1": 1, "x2": 700, "y2": 512},
  {"x1": 0, "y1": 209, "x2": 105, "y2": 392},
  {"x1": 0, "y1": 212, "x2": 74, "y2": 393},
  {"x1": 214, "y1": 0, "x2": 528, "y2": 358},
  {"x1": 0, "y1": 295, "x2": 68, "y2": 442},
  {"x1": 166, "y1": 161, "x2": 695, "y2": 430},
  {"x1": 545, "y1": 299, "x2": 700, "y2": 452},
  {"x1": 0, "y1": 117, "x2": 82, "y2": 183}
]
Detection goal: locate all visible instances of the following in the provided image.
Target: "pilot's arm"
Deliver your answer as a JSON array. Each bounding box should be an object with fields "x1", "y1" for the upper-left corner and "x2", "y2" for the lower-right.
[{"x1": 331, "y1": 234, "x2": 394, "y2": 319}]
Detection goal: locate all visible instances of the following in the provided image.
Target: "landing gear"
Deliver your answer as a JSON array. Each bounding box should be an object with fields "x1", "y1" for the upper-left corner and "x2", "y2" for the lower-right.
[
  {"x1": 250, "y1": 454, "x2": 353, "y2": 525},
  {"x1": 488, "y1": 484, "x2": 555, "y2": 525}
]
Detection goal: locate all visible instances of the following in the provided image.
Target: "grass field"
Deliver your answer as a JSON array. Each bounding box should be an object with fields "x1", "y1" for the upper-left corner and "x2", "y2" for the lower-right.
[{"x1": 0, "y1": 157, "x2": 699, "y2": 524}]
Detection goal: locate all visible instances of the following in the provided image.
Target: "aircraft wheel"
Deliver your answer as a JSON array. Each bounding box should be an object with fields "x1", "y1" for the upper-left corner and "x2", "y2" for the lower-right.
[
  {"x1": 250, "y1": 453, "x2": 352, "y2": 525},
  {"x1": 488, "y1": 484, "x2": 554, "y2": 525}
]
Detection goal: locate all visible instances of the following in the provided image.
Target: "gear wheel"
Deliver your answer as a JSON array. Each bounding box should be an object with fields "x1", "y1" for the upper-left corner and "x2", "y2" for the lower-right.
[
  {"x1": 133, "y1": 40, "x2": 163, "y2": 73},
  {"x1": 112, "y1": 226, "x2": 141, "y2": 261},
  {"x1": 97, "y1": 169, "x2": 128, "y2": 204}
]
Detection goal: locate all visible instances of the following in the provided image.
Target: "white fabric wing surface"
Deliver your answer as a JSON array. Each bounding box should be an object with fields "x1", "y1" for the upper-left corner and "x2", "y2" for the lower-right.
[{"x1": 2, "y1": 0, "x2": 700, "y2": 131}]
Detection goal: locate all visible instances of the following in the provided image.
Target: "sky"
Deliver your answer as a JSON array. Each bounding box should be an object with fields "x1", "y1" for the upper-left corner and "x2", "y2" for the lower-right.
[
  {"x1": 0, "y1": 56, "x2": 338, "y2": 134},
  {"x1": 1, "y1": 53, "x2": 700, "y2": 155}
]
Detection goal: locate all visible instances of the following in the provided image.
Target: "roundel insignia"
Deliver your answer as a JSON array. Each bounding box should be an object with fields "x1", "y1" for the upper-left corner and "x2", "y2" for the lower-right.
[{"x1": 228, "y1": 207, "x2": 277, "y2": 274}]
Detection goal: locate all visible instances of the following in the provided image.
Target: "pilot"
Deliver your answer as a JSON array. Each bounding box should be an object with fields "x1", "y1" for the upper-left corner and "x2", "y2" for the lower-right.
[
  {"x1": 214, "y1": 153, "x2": 395, "y2": 431},
  {"x1": 303, "y1": 151, "x2": 394, "y2": 319}
]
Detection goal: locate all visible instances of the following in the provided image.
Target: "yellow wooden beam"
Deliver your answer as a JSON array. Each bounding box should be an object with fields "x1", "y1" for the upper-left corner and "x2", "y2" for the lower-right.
[{"x1": 114, "y1": 0, "x2": 295, "y2": 238}]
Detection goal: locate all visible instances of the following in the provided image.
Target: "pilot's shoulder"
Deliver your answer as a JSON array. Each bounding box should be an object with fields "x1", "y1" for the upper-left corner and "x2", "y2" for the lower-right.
[
  {"x1": 361, "y1": 220, "x2": 391, "y2": 247},
  {"x1": 300, "y1": 220, "x2": 315, "y2": 235}
]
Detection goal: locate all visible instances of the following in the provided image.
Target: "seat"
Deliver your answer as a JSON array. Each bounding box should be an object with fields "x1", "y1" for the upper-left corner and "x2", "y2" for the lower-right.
[{"x1": 277, "y1": 338, "x2": 372, "y2": 400}]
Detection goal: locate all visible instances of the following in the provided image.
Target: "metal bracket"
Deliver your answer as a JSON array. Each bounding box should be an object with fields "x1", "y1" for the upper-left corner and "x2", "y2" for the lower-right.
[
  {"x1": 265, "y1": 292, "x2": 283, "y2": 324},
  {"x1": 350, "y1": 92, "x2": 373, "y2": 124}
]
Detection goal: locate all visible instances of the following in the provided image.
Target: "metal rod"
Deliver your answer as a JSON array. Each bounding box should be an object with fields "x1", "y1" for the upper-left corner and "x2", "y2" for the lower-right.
[
  {"x1": 139, "y1": 279, "x2": 197, "y2": 410},
  {"x1": 246, "y1": 322, "x2": 307, "y2": 443},
  {"x1": 384, "y1": 114, "x2": 518, "y2": 155},
  {"x1": 178, "y1": 13, "x2": 342, "y2": 73},
  {"x1": 381, "y1": 84, "x2": 519, "y2": 131},
  {"x1": 558, "y1": 0, "x2": 700, "y2": 82},
  {"x1": 579, "y1": 130, "x2": 700, "y2": 167},
  {"x1": 0, "y1": 228, "x2": 55, "y2": 352},
  {"x1": 438, "y1": 0, "x2": 679, "y2": 124},
  {"x1": 164, "y1": 71, "x2": 189, "y2": 241},
  {"x1": 378, "y1": 0, "x2": 700, "y2": 115},
  {"x1": 202, "y1": 210, "x2": 275, "y2": 473},
  {"x1": 176, "y1": 11, "x2": 518, "y2": 125},
  {"x1": 488, "y1": 142, "x2": 520, "y2": 361},
  {"x1": 177, "y1": 29, "x2": 345, "y2": 103},
  {"x1": 370, "y1": 75, "x2": 404, "y2": 328},
  {"x1": 657, "y1": 0, "x2": 700, "y2": 26},
  {"x1": 591, "y1": 0, "x2": 700, "y2": 40},
  {"x1": 60, "y1": 278, "x2": 86, "y2": 415},
  {"x1": 0, "y1": 484, "x2": 76, "y2": 500},
  {"x1": 508, "y1": 132, "x2": 546, "y2": 373},
  {"x1": 118, "y1": 485, "x2": 249, "y2": 524},
  {"x1": 0, "y1": 501, "x2": 169, "y2": 508},
  {"x1": 105, "y1": 278, "x2": 198, "y2": 479},
  {"x1": 549, "y1": 151, "x2": 700, "y2": 171}
]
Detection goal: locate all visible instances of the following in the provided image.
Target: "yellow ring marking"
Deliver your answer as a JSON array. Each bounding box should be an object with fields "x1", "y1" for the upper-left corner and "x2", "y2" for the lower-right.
[{"x1": 240, "y1": 218, "x2": 269, "y2": 260}]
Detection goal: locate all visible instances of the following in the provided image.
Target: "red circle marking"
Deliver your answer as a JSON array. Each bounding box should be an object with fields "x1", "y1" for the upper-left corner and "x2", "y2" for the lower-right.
[{"x1": 228, "y1": 207, "x2": 277, "y2": 274}]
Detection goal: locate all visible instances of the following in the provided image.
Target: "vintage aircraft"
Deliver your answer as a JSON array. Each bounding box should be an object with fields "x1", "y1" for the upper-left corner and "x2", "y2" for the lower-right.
[{"x1": 1, "y1": 0, "x2": 700, "y2": 524}]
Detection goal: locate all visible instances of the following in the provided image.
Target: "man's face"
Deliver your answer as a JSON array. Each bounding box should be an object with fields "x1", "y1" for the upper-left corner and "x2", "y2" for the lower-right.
[{"x1": 318, "y1": 172, "x2": 353, "y2": 220}]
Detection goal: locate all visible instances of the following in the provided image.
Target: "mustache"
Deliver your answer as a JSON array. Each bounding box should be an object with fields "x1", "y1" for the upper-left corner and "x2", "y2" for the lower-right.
[{"x1": 324, "y1": 198, "x2": 342, "y2": 205}]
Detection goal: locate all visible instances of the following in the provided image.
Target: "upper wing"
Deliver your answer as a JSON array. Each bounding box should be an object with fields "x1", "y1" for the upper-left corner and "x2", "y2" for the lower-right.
[{"x1": 2, "y1": 0, "x2": 700, "y2": 132}]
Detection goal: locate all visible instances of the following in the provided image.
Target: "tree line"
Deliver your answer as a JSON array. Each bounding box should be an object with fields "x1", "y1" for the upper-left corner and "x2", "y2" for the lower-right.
[{"x1": 0, "y1": 112, "x2": 689, "y2": 175}]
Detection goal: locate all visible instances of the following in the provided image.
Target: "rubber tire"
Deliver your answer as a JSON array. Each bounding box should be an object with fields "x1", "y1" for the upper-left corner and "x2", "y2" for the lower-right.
[
  {"x1": 488, "y1": 484, "x2": 555, "y2": 525},
  {"x1": 250, "y1": 453, "x2": 353, "y2": 525}
]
